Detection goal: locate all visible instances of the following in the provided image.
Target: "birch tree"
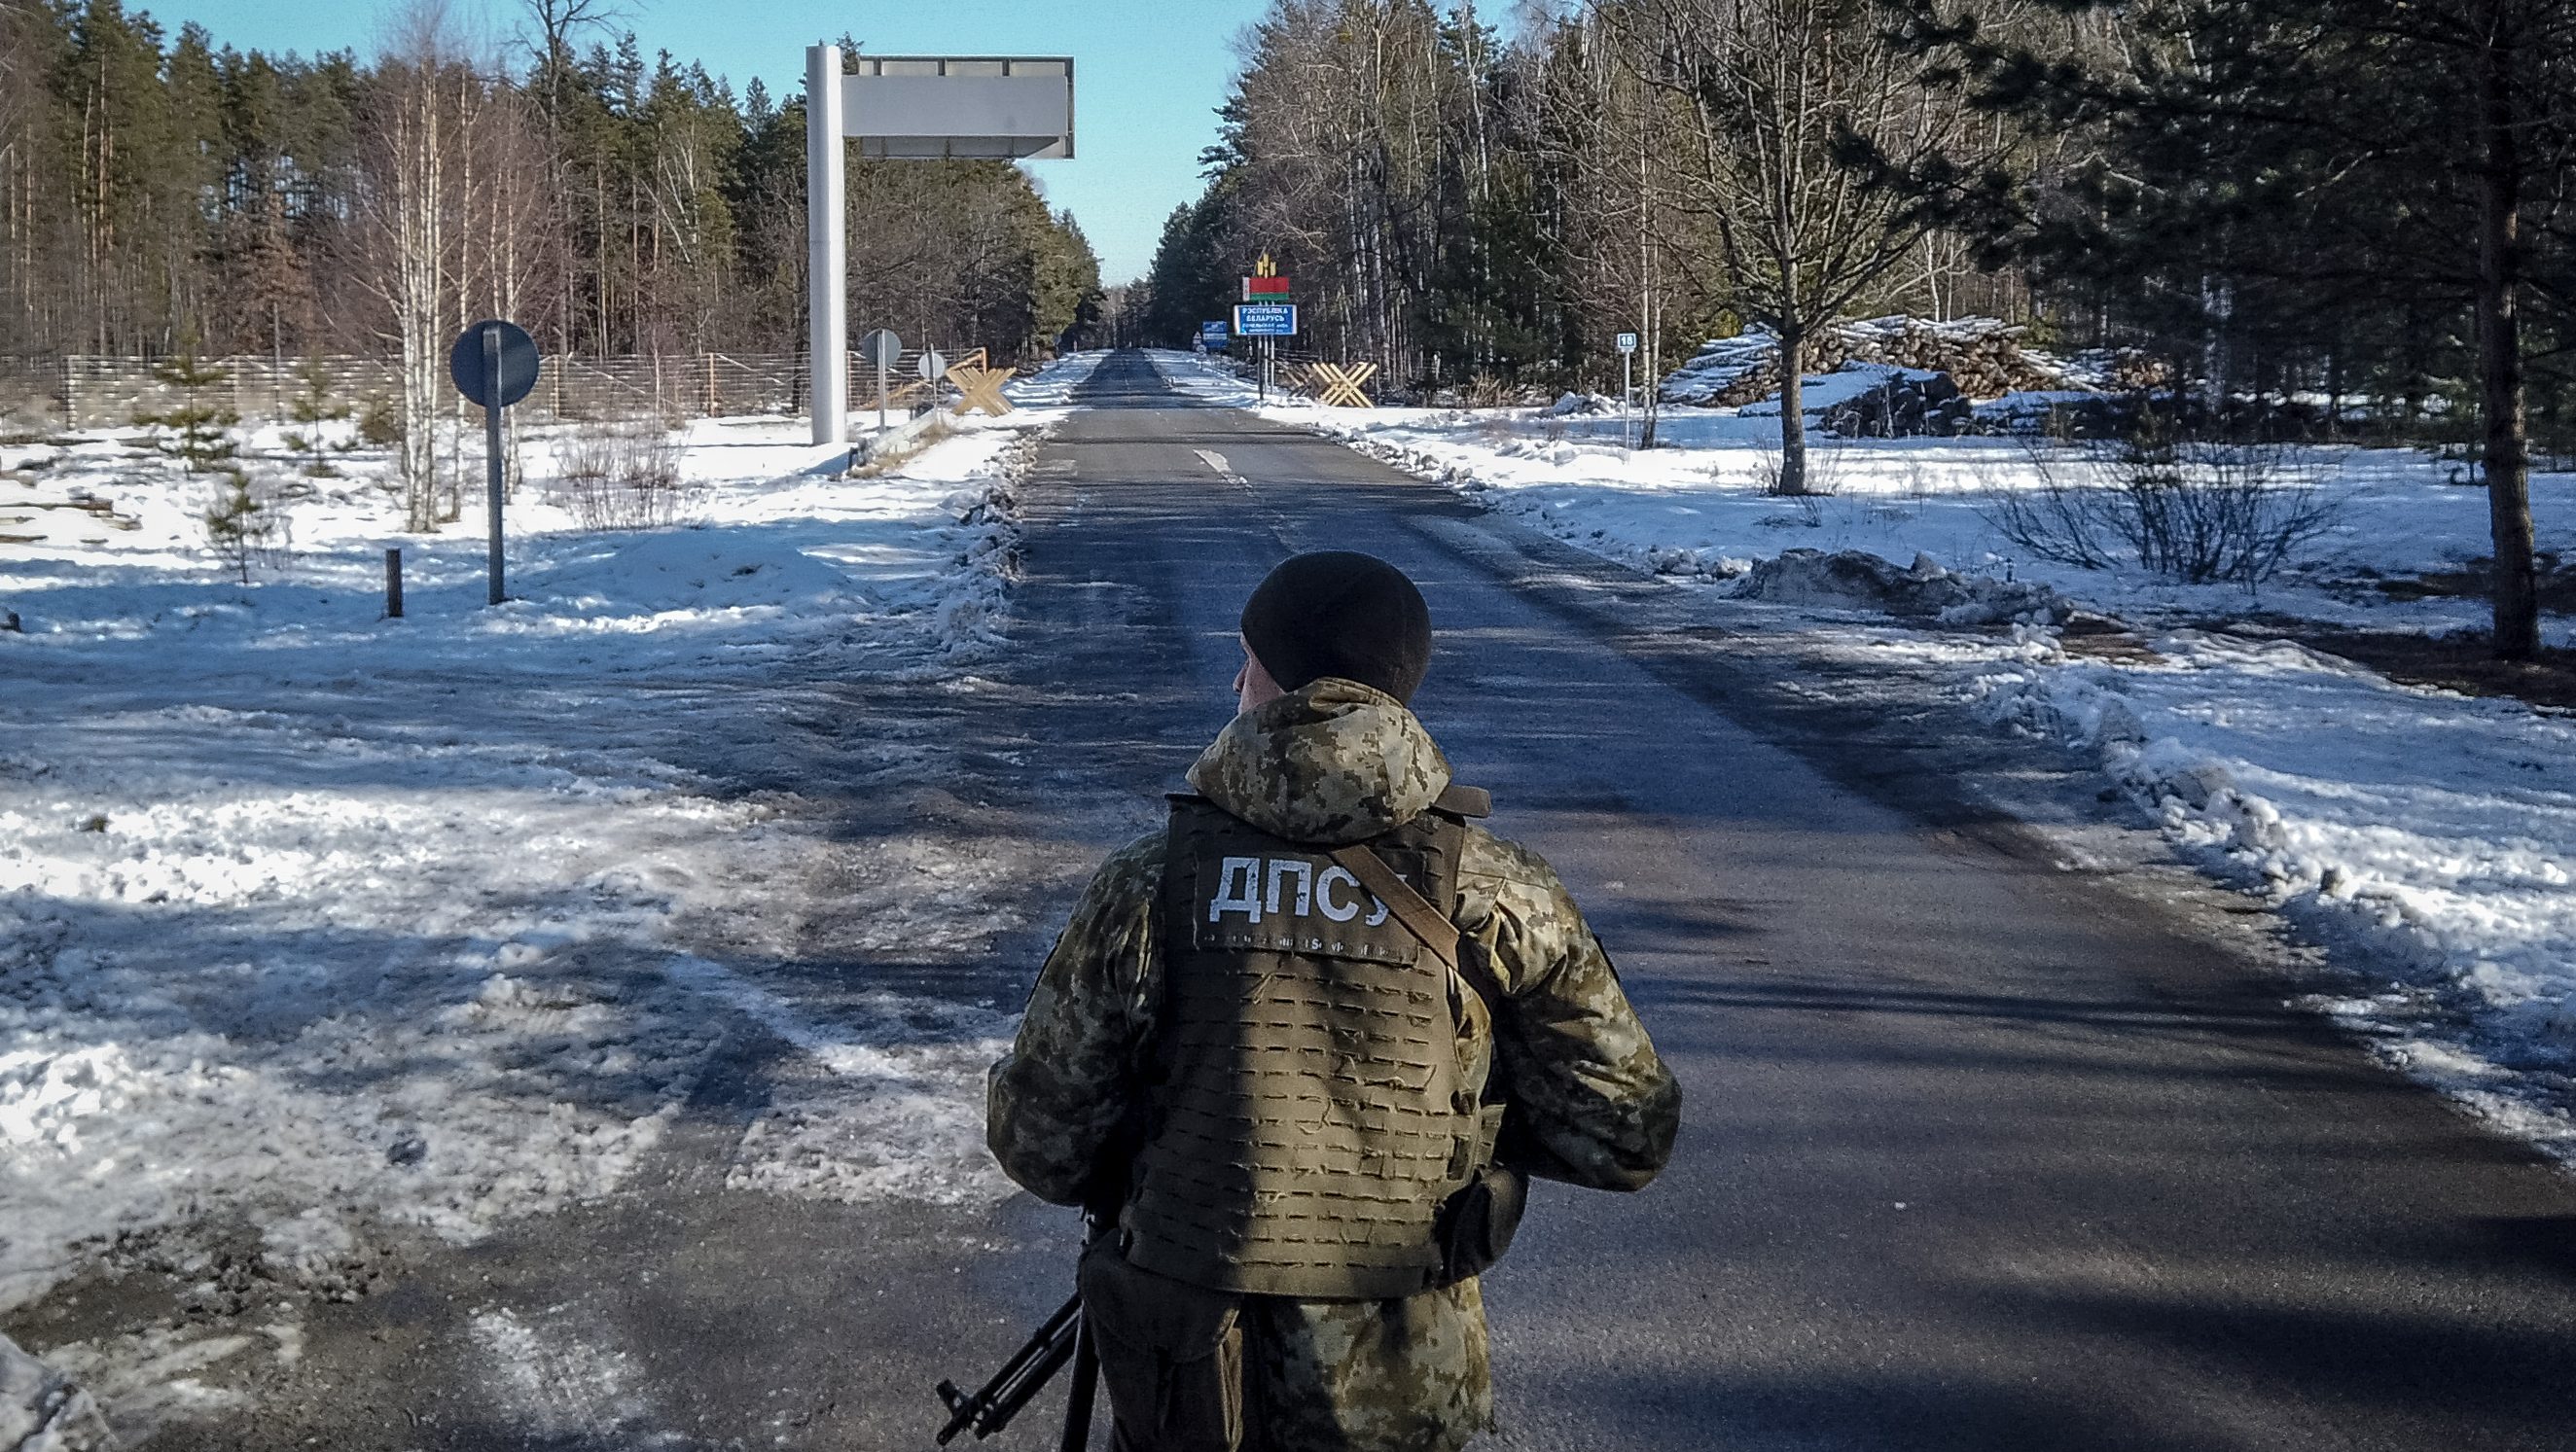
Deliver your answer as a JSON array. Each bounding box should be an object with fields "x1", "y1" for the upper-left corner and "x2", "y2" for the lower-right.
[{"x1": 357, "y1": 1, "x2": 466, "y2": 529}]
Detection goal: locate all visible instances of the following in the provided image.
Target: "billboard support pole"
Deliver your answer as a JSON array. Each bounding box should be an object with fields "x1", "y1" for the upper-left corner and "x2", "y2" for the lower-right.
[
  {"x1": 805, "y1": 43, "x2": 847, "y2": 445},
  {"x1": 803, "y1": 53, "x2": 1070, "y2": 447}
]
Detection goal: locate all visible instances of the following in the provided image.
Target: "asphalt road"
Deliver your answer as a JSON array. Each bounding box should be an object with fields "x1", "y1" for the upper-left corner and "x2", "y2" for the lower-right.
[{"x1": 1005, "y1": 350, "x2": 2576, "y2": 1452}]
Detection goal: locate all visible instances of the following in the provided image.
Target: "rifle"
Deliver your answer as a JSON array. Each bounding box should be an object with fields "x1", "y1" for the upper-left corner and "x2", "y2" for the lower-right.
[{"x1": 935, "y1": 1293, "x2": 1099, "y2": 1449}]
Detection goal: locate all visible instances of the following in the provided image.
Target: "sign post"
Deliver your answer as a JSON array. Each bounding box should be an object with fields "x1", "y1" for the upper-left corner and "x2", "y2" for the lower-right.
[
  {"x1": 1232, "y1": 306, "x2": 1298, "y2": 402},
  {"x1": 1617, "y1": 331, "x2": 1640, "y2": 449},
  {"x1": 860, "y1": 328, "x2": 903, "y2": 428},
  {"x1": 1239, "y1": 253, "x2": 1295, "y2": 403},
  {"x1": 447, "y1": 319, "x2": 540, "y2": 606}
]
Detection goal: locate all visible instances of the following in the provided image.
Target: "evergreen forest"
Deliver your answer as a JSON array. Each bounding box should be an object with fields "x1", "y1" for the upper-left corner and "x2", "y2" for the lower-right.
[{"x1": 0, "y1": 0, "x2": 1105, "y2": 364}]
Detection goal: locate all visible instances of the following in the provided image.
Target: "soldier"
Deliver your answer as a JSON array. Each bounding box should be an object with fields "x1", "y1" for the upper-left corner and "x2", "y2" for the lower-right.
[{"x1": 988, "y1": 550, "x2": 1680, "y2": 1452}]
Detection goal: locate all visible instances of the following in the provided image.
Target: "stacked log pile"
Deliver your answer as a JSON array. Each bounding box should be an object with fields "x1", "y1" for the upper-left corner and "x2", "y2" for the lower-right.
[
  {"x1": 2056, "y1": 346, "x2": 2175, "y2": 392},
  {"x1": 1661, "y1": 316, "x2": 2076, "y2": 407},
  {"x1": 1837, "y1": 317, "x2": 2068, "y2": 399}
]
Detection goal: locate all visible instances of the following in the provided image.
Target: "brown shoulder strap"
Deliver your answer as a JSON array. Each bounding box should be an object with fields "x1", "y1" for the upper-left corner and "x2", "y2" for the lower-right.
[
  {"x1": 1433, "y1": 783, "x2": 1491, "y2": 819},
  {"x1": 1328, "y1": 843, "x2": 1507, "y2": 1013}
]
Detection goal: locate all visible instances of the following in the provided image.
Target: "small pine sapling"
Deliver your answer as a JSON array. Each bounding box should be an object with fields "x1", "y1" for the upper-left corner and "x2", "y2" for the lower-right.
[
  {"x1": 283, "y1": 357, "x2": 348, "y2": 477},
  {"x1": 134, "y1": 338, "x2": 242, "y2": 475},
  {"x1": 355, "y1": 396, "x2": 403, "y2": 448},
  {"x1": 202, "y1": 466, "x2": 275, "y2": 584}
]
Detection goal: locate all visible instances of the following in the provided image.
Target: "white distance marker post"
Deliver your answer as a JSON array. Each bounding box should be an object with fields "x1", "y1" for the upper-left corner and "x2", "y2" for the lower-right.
[
  {"x1": 1617, "y1": 330, "x2": 1639, "y2": 450},
  {"x1": 860, "y1": 328, "x2": 902, "y2": 430}
]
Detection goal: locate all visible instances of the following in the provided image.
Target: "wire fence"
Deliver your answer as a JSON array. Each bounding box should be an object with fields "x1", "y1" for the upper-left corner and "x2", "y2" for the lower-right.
[{"x1": 0, "y1": 350, "x2": 982, "y2": 430}]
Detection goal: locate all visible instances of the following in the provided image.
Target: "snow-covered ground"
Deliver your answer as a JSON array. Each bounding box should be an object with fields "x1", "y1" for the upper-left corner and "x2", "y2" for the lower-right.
[
  {"x1": 1149, "y1": 347, "x2": 2576, "y2": 1163},
  {"x1": 1159, "y1": 350, "x2": 2569, "y2": 644},
  {"x1": 0, "y1": 354, "x2": 1105, "y2": 1434}
]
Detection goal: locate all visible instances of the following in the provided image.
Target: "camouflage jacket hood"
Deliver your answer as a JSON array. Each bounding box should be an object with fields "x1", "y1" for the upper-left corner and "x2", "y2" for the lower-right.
[{"x1": 1186, "y1": 677, "x2": 1452, "y2": 847}]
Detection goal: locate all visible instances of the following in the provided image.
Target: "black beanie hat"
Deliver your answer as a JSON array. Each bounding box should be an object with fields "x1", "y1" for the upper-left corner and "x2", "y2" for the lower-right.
[{"x1": 1239, "y1": 550, "x2": 1432, "y2": 703}]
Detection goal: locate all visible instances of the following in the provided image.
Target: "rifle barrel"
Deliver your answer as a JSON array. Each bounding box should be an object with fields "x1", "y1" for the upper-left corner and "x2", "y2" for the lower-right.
[{"x1": 937, "y1": 1295, "x2": 1083, "y2": 1444}]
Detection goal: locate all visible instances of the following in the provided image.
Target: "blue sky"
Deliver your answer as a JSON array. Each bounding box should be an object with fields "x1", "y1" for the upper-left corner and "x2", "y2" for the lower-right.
[{"x1": 141, "y1": 0, "x2": 1275, "y2": 282}]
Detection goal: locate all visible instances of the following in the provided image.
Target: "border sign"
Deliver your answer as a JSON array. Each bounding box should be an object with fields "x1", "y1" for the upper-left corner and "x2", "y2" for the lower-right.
[{"x1": 1234, "y1": 303, "x2": 1298, "y2": 337}]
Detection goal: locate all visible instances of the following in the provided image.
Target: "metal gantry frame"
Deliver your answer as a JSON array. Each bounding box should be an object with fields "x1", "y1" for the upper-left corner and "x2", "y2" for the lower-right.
[{"x1": 805, "y1": 48, "x2": 1074, "y2": 444}]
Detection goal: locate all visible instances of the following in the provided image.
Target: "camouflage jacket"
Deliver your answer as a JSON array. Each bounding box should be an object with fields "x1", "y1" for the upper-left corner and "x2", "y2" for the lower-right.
[{"x1": 988, "y1": 677, "x2": 1680, "y2": 1452}]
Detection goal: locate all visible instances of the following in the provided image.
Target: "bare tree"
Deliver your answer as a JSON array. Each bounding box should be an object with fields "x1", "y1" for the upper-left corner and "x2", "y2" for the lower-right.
[
  {"x1": 1606, "y1": 0, "x2": 2009, "y2": 492},
  {"x1": 355, "y1": 0, "x2": 470, "y2": 530},
  {"x1": 1531, "y1": 9, "x2": 1684, "y2": 442},
  {"x1": 0, "y1": 3, "x2": 32, "y2": 348},
  {"x1": 519, "y1": 0, "x2": 624, "y2": 126}
]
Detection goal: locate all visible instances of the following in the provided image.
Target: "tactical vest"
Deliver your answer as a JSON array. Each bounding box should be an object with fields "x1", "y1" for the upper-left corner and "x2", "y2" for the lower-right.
[{"x1": 1122, "y1": 793, "x2": 1485, "y2": 1301}]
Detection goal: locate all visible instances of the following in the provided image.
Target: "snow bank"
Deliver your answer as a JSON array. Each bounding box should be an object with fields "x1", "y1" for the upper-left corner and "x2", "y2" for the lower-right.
[
  {"x1": 1007, "y1": 348, "x2": 1109, "y2": 407},
  {"x1": 1970, "y1": 633, "x2": 2576, "y2": 1155},
  {"x1": 1734, "y1": 548, "x2": 2072, "y2": 625},
  {"x1": 1, "y1": 1330, "x2": 111, "y2": 1452},
  {"x1": 1221, "y1": 372, "x2": 2576, "y2": 647}
]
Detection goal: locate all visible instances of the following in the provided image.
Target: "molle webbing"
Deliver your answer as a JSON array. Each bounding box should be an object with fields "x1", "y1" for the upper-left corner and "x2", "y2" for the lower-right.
[{"x1": 1127, "y1": 797, "x2": 1476, "y2": 1300}]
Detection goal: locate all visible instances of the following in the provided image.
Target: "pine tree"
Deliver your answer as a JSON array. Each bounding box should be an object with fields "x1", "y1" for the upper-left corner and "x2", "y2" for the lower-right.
[
  {"x1": 1898, "y1": 0, "x2": 2576, "y2": 658},
  {"x1": 135, "y1": 336, "x2": 241, "y2": 473},
  {"x1": 201, "y1": 464, "x2": 269, "y2": 584},
  {"x1": 281, "y1": 355, "x2": 344, "y2": 476}
]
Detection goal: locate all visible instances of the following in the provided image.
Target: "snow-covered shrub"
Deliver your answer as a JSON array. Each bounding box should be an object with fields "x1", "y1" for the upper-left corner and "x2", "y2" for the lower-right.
[{"x1": 553, "y1": 420, "x2": 701, "y2": 531}]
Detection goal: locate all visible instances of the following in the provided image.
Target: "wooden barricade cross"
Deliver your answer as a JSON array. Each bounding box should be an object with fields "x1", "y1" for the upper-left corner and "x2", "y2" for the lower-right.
[
  {"x1": 948, "y1": 360, "x2": 1017, "y2": 417},
  {"x1": 1311, "y1": 361, "x2": 1378, "y2": 408}
]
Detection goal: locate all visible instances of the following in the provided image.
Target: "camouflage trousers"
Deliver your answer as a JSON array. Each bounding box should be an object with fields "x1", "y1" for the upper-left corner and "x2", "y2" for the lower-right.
[{"x1": 1081, "y1": 1238, "x2": 1493, "y2": 1452}]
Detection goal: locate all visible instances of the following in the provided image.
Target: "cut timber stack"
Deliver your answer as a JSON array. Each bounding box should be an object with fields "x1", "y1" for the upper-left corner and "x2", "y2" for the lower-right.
[
  {"x1": 1661, "y1": 316, "x2": 2074, "y2": 407},
  {"x1": 1837, "y1": 317, "x2": 2068, "y2": 399}
]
